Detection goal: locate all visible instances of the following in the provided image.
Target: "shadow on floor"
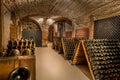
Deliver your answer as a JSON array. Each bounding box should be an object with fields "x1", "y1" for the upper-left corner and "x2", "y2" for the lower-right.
[
  {"x1": 76, "y1": 64, "x2": 92, "y2": 80},
  {"x1": 58, "y1": 53, "x2": 92, "y2": 79}
]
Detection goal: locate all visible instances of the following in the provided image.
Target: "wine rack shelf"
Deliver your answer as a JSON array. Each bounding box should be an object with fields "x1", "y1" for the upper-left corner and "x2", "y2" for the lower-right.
[
  {"x1": 82, "y1": 39, "x2": 120, "y2": 80},
  {"x1": 7, "y1": 39, "x2": 35, "y2": 56},
  {"x1": 53, "y1": 37, "x2": 61, "y2": 51},
  {"x1": 62, "y1": 38, "x2": 77, "y2": 60},
  {"x1": 58, "y1": 41, "x2": 64, "y2": 54},
  {"x1": 53, "y1": 39, "x2": 120, "y2": 80},
  {"x1": 62, "y1": 38, "x2": 84, "y2": 60}
]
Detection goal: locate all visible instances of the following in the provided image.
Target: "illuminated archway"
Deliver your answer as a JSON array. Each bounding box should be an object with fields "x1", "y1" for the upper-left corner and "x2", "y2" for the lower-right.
[{"x1": 48, "y1": 17, "x2": 72, "y2": 42}]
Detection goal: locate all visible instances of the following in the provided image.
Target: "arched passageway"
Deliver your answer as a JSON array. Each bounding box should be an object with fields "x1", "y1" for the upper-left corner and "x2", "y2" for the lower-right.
[{"x1": 48, "y1": 17, "x2": 72, "y2": 42}]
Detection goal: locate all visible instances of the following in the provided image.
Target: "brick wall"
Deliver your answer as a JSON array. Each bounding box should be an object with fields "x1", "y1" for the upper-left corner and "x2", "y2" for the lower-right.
[
  {"x1": 75, "y1": 27, "x2": 89, "y2": 39},
  {"x1": 65, "y1": 31, "x2": 72, "y2": 38}
]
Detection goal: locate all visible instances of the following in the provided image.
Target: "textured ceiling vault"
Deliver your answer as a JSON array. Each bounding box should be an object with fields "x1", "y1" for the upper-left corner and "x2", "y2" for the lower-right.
[{"x1": 3, "y1": 0, "x2": 120, "y2": 24}]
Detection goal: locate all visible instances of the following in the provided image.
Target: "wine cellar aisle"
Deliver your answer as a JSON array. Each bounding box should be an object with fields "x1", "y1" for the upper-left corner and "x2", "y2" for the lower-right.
[
  {"x1": 2, "y1": 1, "x2": 120, "y2": 80},
  {"x1": 36, "y1": 47, "x2": 90, "y2": 80}
]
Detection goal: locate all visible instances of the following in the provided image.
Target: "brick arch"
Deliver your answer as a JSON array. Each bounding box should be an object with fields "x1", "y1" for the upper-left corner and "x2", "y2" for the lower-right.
[
  {"x1": 48, "y1": 17, "x2": 73, "y2": 39},
  {"x1": 52, "y1": 17, "x2": 72, "y2": 26},
  {"x1": 20, "y1": 17, "x2": 42, "y2": 31}
]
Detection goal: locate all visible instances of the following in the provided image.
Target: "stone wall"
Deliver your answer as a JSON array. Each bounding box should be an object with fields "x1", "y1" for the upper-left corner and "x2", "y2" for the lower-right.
[{"x1": 4, "y1": 11, "x2": 11, "y2": 49}]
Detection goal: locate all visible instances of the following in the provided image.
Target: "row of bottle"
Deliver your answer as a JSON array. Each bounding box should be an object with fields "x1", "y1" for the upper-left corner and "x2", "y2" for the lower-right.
[
  {"x1": 62, "y1": 38, "x2": 85, "y2": 60},
  {"x1": 7, "y1": 39, "x2": 35, "y2": 49},
  {"x1": 85, "y1": 39, "x2": 120, "y2": 43},
  {"x1": 53, "y1": 37, "x2": 61, "y2": 50},
  {"x1": 89, "y1": 52, "x2": 120, "y2": 57},
  {"x1": 84, "y1": 39, "x2": 120, "y2": 80},
  {"x1": 6, "y1": 39, "x2": 35, "y2": 57},
  {"x1": 90, "y1": 56, "x2": 120, "y2": 61},
  {"x1": 94, "y1": 71, "x2": 120, "y2": 80},
  {"x1": 91, "y1": 60, "x2": 120, "y2": 66},
  {"x1": 87, "y1": 46, "x2": 120, "y2": 49},
  {"x1": 62, "y1": 38, "x2": 76, "y2": 60}
]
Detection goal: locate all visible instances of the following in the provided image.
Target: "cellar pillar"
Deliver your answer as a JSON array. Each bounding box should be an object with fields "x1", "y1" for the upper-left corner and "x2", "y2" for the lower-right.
[
  {"x1": 18, "y1": 21, "x2": 23, "y2": 40},
  {"x1": 72, "y1": 20, "x2": 75, "y2": 38},
  {"x1": 11, "y1": 11, "x2": 17, "y2": 40},
  {"x1": 89, "y1": 15, "x2": 94, "y2": 39},
  {"x1": 0, "y1": 0, "x2": 4, "y2": 50},
  {"x1": 63, "y1": 22, "x2": 66, "y2": 37}
]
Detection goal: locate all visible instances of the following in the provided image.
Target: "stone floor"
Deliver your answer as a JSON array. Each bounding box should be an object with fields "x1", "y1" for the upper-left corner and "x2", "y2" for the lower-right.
[{"x1": 36, "y1": 47, "x2": 91, "y2": 80}]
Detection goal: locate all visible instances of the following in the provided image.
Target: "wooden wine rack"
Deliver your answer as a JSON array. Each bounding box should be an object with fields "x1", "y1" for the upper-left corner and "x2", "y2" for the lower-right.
[
  {"x1": 57, "y1": 39, "x2": 120, "y2": 80},
  {"x1": 58, "y1": 41, "x2": 64, "y2": 54},
  {"x1": 82, "y1": 40, "x2": 95, "y2": 80},
  {"x1": 7, "y1": 39, "x2": 35, "y2": 56},
  {"x1": 53, "y1": 37, "x2": 61, "y2": 51},
  {"x1": 62, "y1": 38, "x2": 85, "y2": 60},
  {"x1": 81, "y1": 39, "x2": 120, "y2": 80},
  {"x1": 62, "y1": 38, "x2": 77, "y2": 60}
]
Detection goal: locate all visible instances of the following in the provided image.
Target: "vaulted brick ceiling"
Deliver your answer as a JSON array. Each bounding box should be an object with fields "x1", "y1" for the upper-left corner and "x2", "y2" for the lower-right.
[{"x1": 3, "y1": 0, "x2": 120, "y2": 24}]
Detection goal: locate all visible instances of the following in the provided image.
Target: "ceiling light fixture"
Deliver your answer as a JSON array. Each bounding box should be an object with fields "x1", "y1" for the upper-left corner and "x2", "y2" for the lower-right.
[
  {"x1": 37, "y1": 18, "x2": 44, "y2": 23},
  {"x1": 47, "y1": 18, "x2": 55, "y2": 25}
]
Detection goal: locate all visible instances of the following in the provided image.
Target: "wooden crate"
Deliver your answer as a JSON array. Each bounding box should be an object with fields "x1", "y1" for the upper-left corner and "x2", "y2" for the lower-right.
[{"x1": 0, "y1": 56, "x2": 36, "y2": 80}]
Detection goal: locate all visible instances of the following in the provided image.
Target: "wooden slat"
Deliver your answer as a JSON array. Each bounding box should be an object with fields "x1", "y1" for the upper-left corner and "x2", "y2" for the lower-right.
[
  {"x1": 72, "y1": 41, "x2": 81, "y2": 64},
  {"x1": 72, "y1": 40, "x2": 86, "y2": 65},
  {"x1": 0, "y1": 56, "x2": 36, "y2": 80},
  {"x1": 61, "y1": 38, "x2": 66, "y2": 59}
]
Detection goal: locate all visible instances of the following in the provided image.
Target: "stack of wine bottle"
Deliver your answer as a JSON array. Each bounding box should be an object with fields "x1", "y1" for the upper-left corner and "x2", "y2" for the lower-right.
[
  {"x1": 62, "y1": 38, "x2": 76, "y2": 60},
  {"x1": 84, "y1": 39, "x2": 120, "y2": 80},
  {"x1": 58, "y1": 41, "x2": 64, "y2": 54},
  {"x1": 53, "y1": 37, "x2": 61, "y2": 51},
  {"x1": 6, "y1": 39, "x2": 35, "y2": 57},
  {"x1": 62, "y1": 38, "x2": 85, "y2": 60},
  {"x1": 74, "y1": 37, "x2": 85, "y2": 44}
]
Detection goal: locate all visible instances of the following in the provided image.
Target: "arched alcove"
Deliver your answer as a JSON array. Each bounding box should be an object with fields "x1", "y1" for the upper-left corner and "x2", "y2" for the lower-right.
[{"x1": 21, "y1": 18, "x2": 42, "y2": 47}]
